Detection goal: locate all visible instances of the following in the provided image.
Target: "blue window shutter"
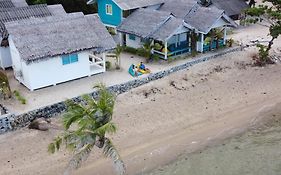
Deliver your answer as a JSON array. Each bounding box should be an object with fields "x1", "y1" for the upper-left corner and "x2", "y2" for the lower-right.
[
  {"x1": 70, "y1": 54, "x2": 78, "y2": 63},
  {"x1": 62, "y1": 55, "x2": 70, "y2": 65}
]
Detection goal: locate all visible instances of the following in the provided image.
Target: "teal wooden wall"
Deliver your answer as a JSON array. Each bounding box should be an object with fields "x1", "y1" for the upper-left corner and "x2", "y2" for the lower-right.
[{"x1": 97, "y1": 0, "x2": 122, "y2": 26}]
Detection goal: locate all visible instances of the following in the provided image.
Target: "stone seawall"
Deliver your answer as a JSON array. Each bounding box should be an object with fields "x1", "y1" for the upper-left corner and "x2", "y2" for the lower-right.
[{"x1": 0, "y1": 46, "x2": 245, "y2": 134}]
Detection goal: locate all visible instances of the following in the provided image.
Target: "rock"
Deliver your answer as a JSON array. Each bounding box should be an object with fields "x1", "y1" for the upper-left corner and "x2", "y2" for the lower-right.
[{"x1": 28, "y1": 118, "x2": 51, "y2": 131}]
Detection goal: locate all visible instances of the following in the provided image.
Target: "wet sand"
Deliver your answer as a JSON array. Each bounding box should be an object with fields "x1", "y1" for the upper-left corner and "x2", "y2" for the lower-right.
[{"x1": 148, "y1": 104, "x2": 281, "y2": 175}]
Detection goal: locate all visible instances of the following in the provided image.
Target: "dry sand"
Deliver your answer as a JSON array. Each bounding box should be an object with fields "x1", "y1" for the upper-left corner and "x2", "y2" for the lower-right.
[{"x1": 0, "y1": 39, "x2": 281, "y2": 175}]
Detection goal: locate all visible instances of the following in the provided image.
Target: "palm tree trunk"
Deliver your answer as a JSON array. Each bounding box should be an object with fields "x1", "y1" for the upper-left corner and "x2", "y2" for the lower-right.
[{"x1": 266, "y1": 37, "x2": 275, "y2": 53}]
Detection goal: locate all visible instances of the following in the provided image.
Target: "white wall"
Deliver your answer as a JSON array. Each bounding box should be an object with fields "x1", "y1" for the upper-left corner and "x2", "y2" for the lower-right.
[
  {"x1": 9, "y1": 37, "x2": 105, "y2": 91},
  {"x1": 125, "y1": 34, "x2": 143, "y2": 48},
  {"x1": 0, "y1": 47, "x2": 12, "y2": 69}
]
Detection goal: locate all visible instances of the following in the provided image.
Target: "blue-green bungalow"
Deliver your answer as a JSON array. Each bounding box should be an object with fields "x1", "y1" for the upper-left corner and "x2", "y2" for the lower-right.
[
  {"x1": 87, "y1": 0, "x2": 164, "y2": 27},
  {"x1": 117, "y1": 2, "x2": 237, "y2": 60}
]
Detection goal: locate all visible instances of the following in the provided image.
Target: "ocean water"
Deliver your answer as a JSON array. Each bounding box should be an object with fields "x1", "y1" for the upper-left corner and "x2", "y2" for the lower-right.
[{"x1": 147, "y1": 126, "x2": 281, "y2": 175}]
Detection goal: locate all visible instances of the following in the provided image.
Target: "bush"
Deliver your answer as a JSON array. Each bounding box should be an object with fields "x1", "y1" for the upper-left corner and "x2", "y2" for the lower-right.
[
  {"x1": 106, "y1": 27, "x2": 116, "y2": 35},
  {"x1": 253, "y1": 44, "x2": 274, "y2": 66},
  {"x1": 136, "y1": 48, "x2": 147, "y2": 57},
  {"x1": 13, "y1": 90, "x2": 26, "y2": 104},
  {"x1": 151, "y1": 54, "x2": 160, "y2": 61},
  {"x1": 105, "y1": 61, "x2": 111, "y2": 70},
  {"x1": 227, "y1": 38, "x2": 234, "y2": 47},
  {"x1": 0, "y1": 71, "x2": 11, "y2": 99},
  {"x1": 123, "y1": 46, "x2": 138, "y2": 54}
]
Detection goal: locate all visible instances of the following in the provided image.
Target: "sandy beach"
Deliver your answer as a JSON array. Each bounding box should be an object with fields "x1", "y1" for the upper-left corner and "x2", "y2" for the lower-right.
[{"x1": 0, "y1": 35, "x2": 281, "y2": 175}]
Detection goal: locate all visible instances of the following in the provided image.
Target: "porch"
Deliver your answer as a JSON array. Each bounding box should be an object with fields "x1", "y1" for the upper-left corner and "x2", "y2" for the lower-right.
[
  {"x1": 151, "y1": 33, "x2": 191, "y2": 60},
  {"x1": 197, "y1": 27, "x2": 227, "y2": 53},
  {"x1": 88, "y1": 53, "x2": 106, "y2": 75}
]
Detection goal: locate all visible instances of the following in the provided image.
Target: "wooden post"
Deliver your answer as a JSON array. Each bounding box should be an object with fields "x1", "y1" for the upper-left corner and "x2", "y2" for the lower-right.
[
  {"x1": 164, "y1": 41, "x2": 168, "y2": 60},
  {"x1": 223, "y1": 27, "x2": 227, "y2": 45},
  {"x1": 200, "y1": 33, "x2": 204, "y2": 53},
  {"x1": 102, "y1": 52, "x2": 106, "y2": 71},
  {"x1": 151, "y1": 40, "x2": 154, "y2": 54}
]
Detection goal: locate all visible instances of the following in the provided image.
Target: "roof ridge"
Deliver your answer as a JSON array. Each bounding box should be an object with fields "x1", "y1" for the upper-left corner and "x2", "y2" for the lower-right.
[{"x1": 146, "y1": 14, "x2": 174, "y2": 39}]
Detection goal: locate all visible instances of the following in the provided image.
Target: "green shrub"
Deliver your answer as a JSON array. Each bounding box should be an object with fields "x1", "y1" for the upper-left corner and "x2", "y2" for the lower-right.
[
  {"x1": 151, "y1": 54, "x2": 160, "y2": 61},
  {"x1": 136, "y1": 48, "x2": 147, "y2": 57},
  {"x1": 123, "y1": 46, "x2": 138, "y2": 54},
  {"x1": 105, "y1": 61, "x2": 111, "y2": 70},
  {"x1": 13, "y1": 90, "x2": 27, "y2": 104},
  {"x1": 0, "y1": 71, "x2": 12, "y2": 99},
  {"x1": 106, "y1": 27, "x2": 116, "y2": 35},
  {"x1": 227, "y1": 38, "x2": 234, "y2": 47}
]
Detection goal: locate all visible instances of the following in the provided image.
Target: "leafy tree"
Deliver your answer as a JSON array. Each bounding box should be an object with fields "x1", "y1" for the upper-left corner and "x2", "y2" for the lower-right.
[
  {"x1": 245, "y1": 0, "x2": 281, "y2": 65},
  {"x1": 48, "y1": 84, "x2": 125, "y2": 175},
  {"x1": 27, "y1": 0, "x2": 97, "y2": 14}
]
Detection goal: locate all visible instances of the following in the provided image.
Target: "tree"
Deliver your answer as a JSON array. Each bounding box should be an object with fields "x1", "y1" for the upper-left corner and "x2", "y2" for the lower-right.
[
  {"x1": 245, "y1": 0, "x2": 281, "y2": 65},
  {"x1": 114, "y1": 44, "x2": 123, "y2": 69},
  {"x1": 48, "y1": 84, "x2": 125, "y2": 175},
  {"x1": 27, "y1": 0, "x2": 97, "y2": 14}
]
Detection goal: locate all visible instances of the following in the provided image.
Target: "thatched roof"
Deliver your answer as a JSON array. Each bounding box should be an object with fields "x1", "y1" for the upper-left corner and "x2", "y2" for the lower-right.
[
  {"x1": 5, "y1": 14, "x2": 116, "y2": 64},
  {"x1": 159, "y1": 0, "x2": 198, "y2": 18},
  {"x1": 114, "y1": 0, "x2": 164, "y2": 10},
  {"x1": 47, "y1": 4, "x2": 67, "y2": 17},
  {"x1": 0, "y1": 0, "x2": 27, "y2": 9},
  {"x1": 118, "y1": 4, "x2": 236, "y2": 40},
  {"x1": 183, "y1": 6, "x2": 234, "y2": 34},
  {"x1": 0, "y1": 0, "x2": 14, "y2": 8},
  {"x1": 87, "y1": 0, "x2": 164, "y2": 10},
  {"x1": 10, "y1": 0, "x2": 28, "y2": 7},
  {"x1": 0, "y1": 4, "x2": 66, "y2": 45},
  {"x1": 211, "y1": 0, "x2": 249, "y2": 17},
  {"x1": 117, "y1": 8, "x2": 173, "y2": 39},
  {"x1": 150, "y1": 16, "x2": 184, "y2": 41}
]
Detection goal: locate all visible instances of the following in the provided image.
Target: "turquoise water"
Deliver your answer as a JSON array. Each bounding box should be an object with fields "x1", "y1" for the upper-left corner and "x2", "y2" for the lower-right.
[{"x1": 147, "y1": 126, "x2": 281, "y2": 175}]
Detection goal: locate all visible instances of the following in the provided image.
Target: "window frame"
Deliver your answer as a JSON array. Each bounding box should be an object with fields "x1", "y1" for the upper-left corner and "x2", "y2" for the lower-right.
[
  {"x1": 106, "y1": 4, "x2": 113, "y2": 15},
  {"x1": 62, "y1": 53, "x2": 79, "y2": 65}
]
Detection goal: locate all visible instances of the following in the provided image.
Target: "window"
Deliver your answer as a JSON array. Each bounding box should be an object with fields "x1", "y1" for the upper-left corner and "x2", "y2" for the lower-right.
[
  {"x1": 106, "y1": 4, "x2": 112, "y2": 15},
  {"x1": 62, "y1": 53, "x2": 78, "y2": 65},
  {"x1": 129, "y1": 34, "x2": 136, "y2": 40}
]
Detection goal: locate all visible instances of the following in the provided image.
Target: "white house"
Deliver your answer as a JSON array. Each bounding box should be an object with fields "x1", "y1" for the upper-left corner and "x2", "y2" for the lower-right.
[
  {"x1": 0, "y1": 2, "x2": 67, "y2": 69},
  {"x1": 5, "y1": 13, "x2": 116, "y2": 91}
]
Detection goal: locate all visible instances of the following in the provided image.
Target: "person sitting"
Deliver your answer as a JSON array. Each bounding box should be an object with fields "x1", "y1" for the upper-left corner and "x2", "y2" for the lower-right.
[
  {"x1": 132, "y1": 64, "x2": 138, "y2": 77},
  {"x1": 139, "y1": 62, "x2": 145, "y2": 70}
]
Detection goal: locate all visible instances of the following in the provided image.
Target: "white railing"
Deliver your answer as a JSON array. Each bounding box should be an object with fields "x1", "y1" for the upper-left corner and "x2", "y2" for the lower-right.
[{"x1": 89, "y1": 54, "x2": 105, "y2": 74}]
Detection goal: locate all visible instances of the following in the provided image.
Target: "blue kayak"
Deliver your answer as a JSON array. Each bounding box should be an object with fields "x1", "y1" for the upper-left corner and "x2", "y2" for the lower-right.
[{"x1": 128, "y1": 65, "x2": 142, "y2": 77}]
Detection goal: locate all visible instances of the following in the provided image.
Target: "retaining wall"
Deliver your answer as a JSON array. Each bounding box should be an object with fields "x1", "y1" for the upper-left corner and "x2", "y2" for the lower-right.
[{"x1": 0, "y1": 46, "x2": 245, "y2": 134}]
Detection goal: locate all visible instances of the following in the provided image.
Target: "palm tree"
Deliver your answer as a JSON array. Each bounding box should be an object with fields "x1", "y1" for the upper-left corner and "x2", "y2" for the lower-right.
[
  {"x1": 114, "y1": 44, "x2": 123, "y2": 69},
  {"x1": 48, "y1": 84, "x2": 125, "y2": 175}
]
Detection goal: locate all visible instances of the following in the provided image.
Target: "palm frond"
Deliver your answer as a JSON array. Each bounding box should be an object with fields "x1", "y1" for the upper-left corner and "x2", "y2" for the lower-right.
[
  {"x1": 103, "y1": 138, "x2": 126, "y2": 175},
  {"x1": 95, "y1": 122, "x2": 117, "y2": 136},
  {"x1": 48, "y1": 136, "x2": 63, "y2": 154},
  {"x1": 64, "y1": 143, "x2": 94, "y2": 175},
  {"x1": 63, "y1": 101, "x2": 87, "y2": 130}
]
